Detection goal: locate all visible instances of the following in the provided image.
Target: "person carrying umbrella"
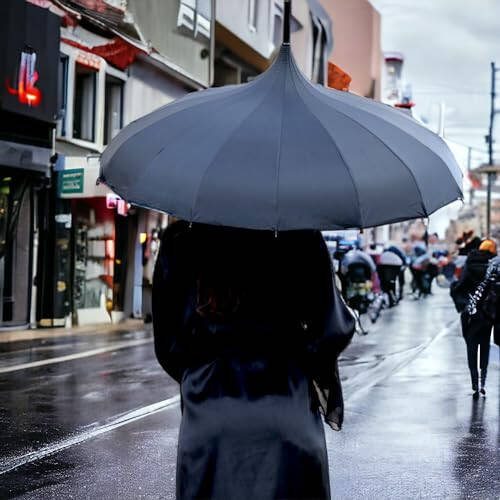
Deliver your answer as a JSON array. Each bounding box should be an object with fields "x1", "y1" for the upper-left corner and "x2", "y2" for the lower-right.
[
  {"x1": 386, "y1": 244, "x2": 408, "y2": 301},
  {"x1": 153, "y1": 221, "x2": 355, "y2": 499},
  {"x1": 378, "y1": 248, "x2": 405, "y2": 307},
  {"x1": 451, "y1": 239, "x2": 499, "y2": 397}
]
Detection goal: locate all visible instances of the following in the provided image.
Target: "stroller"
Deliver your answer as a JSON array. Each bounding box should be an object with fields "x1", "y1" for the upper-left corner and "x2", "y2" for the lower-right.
[{"x1": 341, "y1": 261, "x2": 383, "y2": 334}]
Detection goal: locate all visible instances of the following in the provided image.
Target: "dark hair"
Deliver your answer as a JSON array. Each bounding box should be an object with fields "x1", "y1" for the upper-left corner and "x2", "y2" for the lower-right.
[{"x1": 161, "y1": 222, "x2": 333, "y2": 332}]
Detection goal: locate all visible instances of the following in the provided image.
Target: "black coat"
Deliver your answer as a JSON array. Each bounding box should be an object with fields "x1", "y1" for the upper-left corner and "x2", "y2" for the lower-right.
[
  {"x1": 153, "y1": 222, "x2": 355, "y2": 500},
  {"x1": 452, "y1": 250, "x2": 498, "y2": 342}
]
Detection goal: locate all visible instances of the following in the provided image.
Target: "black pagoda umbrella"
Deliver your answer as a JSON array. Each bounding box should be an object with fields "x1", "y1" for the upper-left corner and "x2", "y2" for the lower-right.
[{"x1": 99, "y1": 0, "x2": 462, "y2": 231}]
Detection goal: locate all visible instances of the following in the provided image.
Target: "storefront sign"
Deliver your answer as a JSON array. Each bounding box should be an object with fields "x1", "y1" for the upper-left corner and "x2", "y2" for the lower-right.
[
  {"x1": 0, "y1": 0, "x2": 60, "y2": 122},
  {"x1": 5, "y1": 48, "x2": 42, "y2": 107},
  {"x1": 58, "y1": 169, "x2": 84, "y2": 195},
  {"x1": 55, "y1": 213, "x2": 72, "y2": 228}
]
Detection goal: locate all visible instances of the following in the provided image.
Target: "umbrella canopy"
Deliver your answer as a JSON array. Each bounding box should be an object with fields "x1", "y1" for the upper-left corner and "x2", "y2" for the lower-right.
[
  {"x1": 379, "y1": 250, "x2": 404, "y2": 267},
  {"x1": 340, "y1": 249, "x2": 376, "y2": 275},
  {"x1": 412, "y1": 254, "x2": 431, "y2": 269},
  {"x1": 99, "y1": 3, "x2": 462, "y2": 231}
]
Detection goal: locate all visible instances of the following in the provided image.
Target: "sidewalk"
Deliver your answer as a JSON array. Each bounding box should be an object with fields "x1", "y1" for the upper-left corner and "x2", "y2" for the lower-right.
[
  {"x1": 327, "y1": 294, "x2": 499, "y2": 499},
  {"x1": 0, "y1": 318, "x2": 148, "y2": 344}
]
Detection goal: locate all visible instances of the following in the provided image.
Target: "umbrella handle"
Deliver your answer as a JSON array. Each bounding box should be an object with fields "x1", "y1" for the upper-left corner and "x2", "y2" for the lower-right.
[{"x1": 284, "y1": 0, "x2": 291, "y2": 45}]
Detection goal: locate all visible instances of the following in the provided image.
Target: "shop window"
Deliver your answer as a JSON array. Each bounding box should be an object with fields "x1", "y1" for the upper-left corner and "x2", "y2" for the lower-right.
[
  {"x1": 248, "y1": 0, "x2": 258, "y2": 32},
  {"x1": 73, "y1": 64, "x2": 97, "y2": 142},
  {"x1": 72, "y1": 199, "x2": 115, "y2": 313},
  {"x1": 104, "y1": 74, "x2": 124, "y2": 145},
  {"x1": 57, "y1": 55, "x2": 69, "y2": 137}
]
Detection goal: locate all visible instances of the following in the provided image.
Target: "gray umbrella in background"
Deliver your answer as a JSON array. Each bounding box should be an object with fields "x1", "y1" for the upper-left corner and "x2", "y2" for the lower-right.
[{"x1": 99, "y1": 0, "x2": 462, "y2": 231}]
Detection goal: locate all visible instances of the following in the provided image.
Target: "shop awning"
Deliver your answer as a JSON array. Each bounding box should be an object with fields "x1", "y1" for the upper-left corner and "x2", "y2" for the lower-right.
[{"x1": 0, "y1": 140, "x2": 51, "y2": 176}]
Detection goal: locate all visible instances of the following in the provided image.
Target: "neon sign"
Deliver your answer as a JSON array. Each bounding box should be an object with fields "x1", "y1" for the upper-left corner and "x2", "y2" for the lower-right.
[{"x1": 5, "y1": 47, "x2": 42, "y2": 107}]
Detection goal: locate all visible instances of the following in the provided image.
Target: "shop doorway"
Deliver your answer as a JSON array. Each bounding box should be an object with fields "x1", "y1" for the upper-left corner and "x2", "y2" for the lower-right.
[{"x1": 0, "y1": 170, "x2": 34, "y2": 328}]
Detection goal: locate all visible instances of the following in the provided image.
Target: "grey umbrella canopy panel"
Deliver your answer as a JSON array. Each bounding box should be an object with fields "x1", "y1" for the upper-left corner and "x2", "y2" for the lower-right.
[{"x1": 100, "y1": 44, "x2": 462, "y2": 231}]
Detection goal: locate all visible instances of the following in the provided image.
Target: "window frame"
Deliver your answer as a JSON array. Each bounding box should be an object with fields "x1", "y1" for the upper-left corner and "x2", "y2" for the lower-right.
[
  {"x1": 103, "y1": 73, "x2": 125, "y2": 146},
  {"x1": 57, "y1": 43, "x2": 127, "y2": 152},
  {"x1": 57, "y1": 54, "x2": 69, "y2": 138},
  {"x1": 73, "y1": 62, "x2": 98, "y2": 143},
  {"x1": 248, "y1": 0, "x2": 258, "y2": 33}
]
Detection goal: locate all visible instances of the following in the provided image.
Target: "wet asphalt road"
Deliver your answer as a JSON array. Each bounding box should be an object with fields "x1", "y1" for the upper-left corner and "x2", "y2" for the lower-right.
[{"x1": 0, "y1": 287, "x2": 498, "y2": 499}]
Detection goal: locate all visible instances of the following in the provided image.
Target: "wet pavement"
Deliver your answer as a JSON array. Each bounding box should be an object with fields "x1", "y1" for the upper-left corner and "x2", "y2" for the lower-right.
[{"x1": 0, "y1": 288, "x2": 498, "y2": 499}]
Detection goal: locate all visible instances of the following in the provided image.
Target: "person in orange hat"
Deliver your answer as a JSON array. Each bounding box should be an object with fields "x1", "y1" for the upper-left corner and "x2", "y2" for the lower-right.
[
  {"x1": 451, "y1": 238, "x2": 499, "y2": 397},
  {"x1": 478, "y1": 238, "x2": 497, "y2": 255}
]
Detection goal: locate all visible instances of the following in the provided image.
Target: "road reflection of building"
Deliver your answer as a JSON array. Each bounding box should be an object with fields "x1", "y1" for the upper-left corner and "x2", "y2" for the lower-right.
[{"x1": 452, "y1": 397, "x2": 499, "y2": 497}]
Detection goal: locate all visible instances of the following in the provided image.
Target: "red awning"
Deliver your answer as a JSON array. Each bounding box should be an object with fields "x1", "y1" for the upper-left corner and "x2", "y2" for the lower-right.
[{"x1": 62, "y1": 36, "x2": 143, "y2": 70}]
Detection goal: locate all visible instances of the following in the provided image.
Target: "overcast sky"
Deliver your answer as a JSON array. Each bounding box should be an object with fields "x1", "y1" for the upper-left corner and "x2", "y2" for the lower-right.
[
  {"x1": 367, "y1": 0, "x2": 500, "y2": 236},
  {"x1": 370, "y1": 0, "x2": 500, "y2": 164}
]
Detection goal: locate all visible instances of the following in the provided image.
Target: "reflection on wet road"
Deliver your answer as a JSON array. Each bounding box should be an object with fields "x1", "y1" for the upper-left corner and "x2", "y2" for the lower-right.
[{"x1": 0, "y1": 288, "x2": 498, "y2": 499}]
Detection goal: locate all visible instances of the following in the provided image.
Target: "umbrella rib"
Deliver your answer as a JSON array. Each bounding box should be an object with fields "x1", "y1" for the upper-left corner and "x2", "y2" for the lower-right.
[
  {"x1": 288, "y1": 61, "x2": 364, "y2": 228},
  {"x1": 189, "y1": 67, "x2": 284, "y2": 223},
  {"x1": 273, "y1": 51, "x2": 290, "y2": 232},
  {"x1": 101, "y1": 82, "x2": 259, "y2": 180},
  {"x1": 102, "y1": 48, "x2": 291, "y2": 179},
  {"x1": 307, "y1": 68, "x2": 462, "y2": 200},
  {"x1": 291, "y1": 63, "x2": 429, "y2": 218}
]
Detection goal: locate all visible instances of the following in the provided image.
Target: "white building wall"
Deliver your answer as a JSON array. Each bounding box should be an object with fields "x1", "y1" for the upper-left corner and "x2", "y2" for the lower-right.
[{"x1": 124, "y1": 59, "x2": 189, "y2": 125}]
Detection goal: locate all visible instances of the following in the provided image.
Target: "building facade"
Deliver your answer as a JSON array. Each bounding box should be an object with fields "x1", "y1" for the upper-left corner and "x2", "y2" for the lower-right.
[
  {"x1": 320, "y1": 0, "x2": 382, "y2": 98},
  {"x1": 1, "y1": 0, "x2": 386, "y2": 331},
  {"x1": 0, "y1": 0, "x2": 60, "y2": 329},
  {"x1": 0, "y1": 0, "x2": 216, "y2": 330}
]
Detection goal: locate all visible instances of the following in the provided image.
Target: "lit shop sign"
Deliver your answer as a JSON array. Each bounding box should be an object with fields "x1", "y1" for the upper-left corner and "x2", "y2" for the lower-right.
[
  {"x1": 0, "y1": 0, "x2": 60, "y2": 123},
  {"x1": 5, "y1": 47, "x2": 41, "y2": 107},
  {"x1": 177, "y1": 0, "x2": 211, "y2": 39},
  {"x1": 106, "y1": 194, "x2": 129, "y2": 216}
]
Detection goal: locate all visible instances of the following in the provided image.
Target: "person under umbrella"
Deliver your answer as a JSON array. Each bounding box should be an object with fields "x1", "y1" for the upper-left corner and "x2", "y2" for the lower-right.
[
  {"x1": 153, "y1": 222, "x2": 355, "y2": 499},
  {"x1": 378, "y1": 249, "x2": 404, "y2": 307},
  {"x1": 386, "y1": 244, "x2": 408, "y2": 300},
  {"x1": 451, "y1": 239, "x2": 499, "y2": 397}
]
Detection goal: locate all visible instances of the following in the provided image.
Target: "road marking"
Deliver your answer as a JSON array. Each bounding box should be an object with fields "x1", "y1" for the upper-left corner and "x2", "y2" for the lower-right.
[
  {"x1": 0, "y1": 317, "x2": 461, "y2": 474},
  {"x1": 0, "y1": 338, "x2": 153, "y2": 374},
  {"x1": 344, "y1": 318, "x2": 460, "y2": 403},
  {"x1": 0, "y1": 395, "x2": 180, "y2": 475}
]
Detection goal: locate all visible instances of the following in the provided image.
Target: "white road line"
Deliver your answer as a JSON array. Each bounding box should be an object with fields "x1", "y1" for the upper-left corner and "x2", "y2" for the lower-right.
[
  {"x1": 0, "y1": 395, "x2": 180, "y2": 475},
  {"x1": 0, "y1": 318, "x2": 461, "y2": 475},
  {"x1": 344, "y1": 318, "x2": 460, "y2": 403},
  {"x1": 0, "y1": 338, "x2": 153, "y2": 374}
]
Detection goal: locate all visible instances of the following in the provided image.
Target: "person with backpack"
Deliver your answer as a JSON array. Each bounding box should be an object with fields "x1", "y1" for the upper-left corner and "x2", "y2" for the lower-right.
[{"x1": 450, "y1": 239, "x2": 499, "y2": 398}]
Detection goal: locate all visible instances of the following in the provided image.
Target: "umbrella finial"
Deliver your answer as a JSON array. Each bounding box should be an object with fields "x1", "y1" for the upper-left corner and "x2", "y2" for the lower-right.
[{"x1": 283, "y1": 0, "x2": 291, "y2": 45}]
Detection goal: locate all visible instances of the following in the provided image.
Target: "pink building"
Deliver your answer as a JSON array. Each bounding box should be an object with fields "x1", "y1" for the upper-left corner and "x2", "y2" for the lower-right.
[{"x1": 320, "y1": 0, "x2": 382, "y2": 99}]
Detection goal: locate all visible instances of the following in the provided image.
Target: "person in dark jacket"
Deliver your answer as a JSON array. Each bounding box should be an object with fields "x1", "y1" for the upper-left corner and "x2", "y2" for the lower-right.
[
  {"x1": 386, "y1": 245, "x2": 407, "y2": 300},
  {"x1": 452, "y1": 239, "x2": 498, "y2": 398},
  {"x1": 153, "y1": 221, "x2": 355, "y2": 500}
]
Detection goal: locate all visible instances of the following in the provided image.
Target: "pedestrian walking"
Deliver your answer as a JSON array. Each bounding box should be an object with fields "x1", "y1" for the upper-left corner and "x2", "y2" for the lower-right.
[
  {"x1": 386, "y1": 245, "x2": 408, "y2": 301},
  {"x1": 378, "y1": 249, "x2": 404, "y2": 307},
  {"x1": 153, "y1": 221, "x2": 355, "y2": 499},
  {"x1": 451, "y1": 239, "x2": 499, "y2": 398}
]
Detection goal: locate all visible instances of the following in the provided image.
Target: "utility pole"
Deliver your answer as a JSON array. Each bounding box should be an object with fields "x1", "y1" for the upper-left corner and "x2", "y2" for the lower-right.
[{"x1": 486, "y1": 61, "x2": 498, "y2": 237}]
